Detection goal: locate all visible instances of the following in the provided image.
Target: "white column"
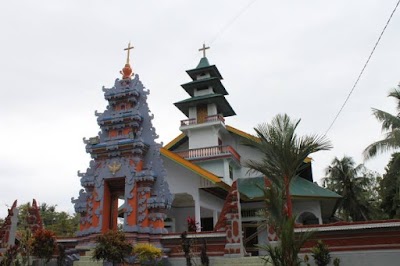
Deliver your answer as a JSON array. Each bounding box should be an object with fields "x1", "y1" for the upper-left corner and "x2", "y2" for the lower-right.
[
  {"x1": 213, "y1": 210, "x2": 219, "y2": 227},
  {"x1": 194, "y1": 191, "x2": 202, "y2": 232}
]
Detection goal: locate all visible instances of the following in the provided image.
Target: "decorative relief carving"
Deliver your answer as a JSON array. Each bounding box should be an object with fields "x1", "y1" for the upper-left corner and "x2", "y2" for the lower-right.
[{"x1": 108, "y1": 161, "x2": 122, "y2": 175}]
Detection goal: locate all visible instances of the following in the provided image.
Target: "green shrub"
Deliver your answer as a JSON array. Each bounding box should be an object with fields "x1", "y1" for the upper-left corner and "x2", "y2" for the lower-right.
[
  {"x1": 92, "y1": 230, "x2": 132, "y2": 266},
  {"x1": 31, "y1": 229, "x2": 56, "y2": 263},
  {"x1": 311, "y1": 241, "x2": 331, "y2": 266},
  {"x1": 133, "y1": 243, "x2": 162, "y2": 265}
]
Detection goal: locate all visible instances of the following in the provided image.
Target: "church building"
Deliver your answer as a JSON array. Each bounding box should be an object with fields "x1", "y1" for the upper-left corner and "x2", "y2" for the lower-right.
[
  {"x1": 160, "y1": 45, "x2": 341, "y2": 254},
  {"x1": 72, "y1": 43, "x2": 340, "y2": 256}
]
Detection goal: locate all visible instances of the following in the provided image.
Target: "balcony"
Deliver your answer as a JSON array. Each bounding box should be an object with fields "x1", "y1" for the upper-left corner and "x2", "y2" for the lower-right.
[
  {"x1": 175, "y1": 145, "x2": 241, "y2": 163},
  {"x1": 180, "y1": 114, "x2": 225, "y2": 127}
]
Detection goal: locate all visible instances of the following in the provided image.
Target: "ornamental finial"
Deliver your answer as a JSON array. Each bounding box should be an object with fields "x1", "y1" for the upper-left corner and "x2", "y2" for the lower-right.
[{"x1": 120, "y1": 42, "x2": 134, "y2": 79}]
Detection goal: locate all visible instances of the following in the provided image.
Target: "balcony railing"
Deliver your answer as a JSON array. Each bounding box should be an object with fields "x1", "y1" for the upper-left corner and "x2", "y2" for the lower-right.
[
  {"x1": 180, "y1": 114, "x2": 225, "y2": 127},
  {"x1": 175, "y1": 145, "x2": 240, "y2": 162}
]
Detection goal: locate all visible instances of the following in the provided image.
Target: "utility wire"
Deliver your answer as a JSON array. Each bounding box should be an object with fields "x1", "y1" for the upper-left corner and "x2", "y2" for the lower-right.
[
  {"x1": 185, "y1": 0, "x2": 257, "y2": 67},
  {"x1": 209, "y1": 0, "x2": 258, "y2": 45},
  {"x1": 324, "y1": 0, "x2": 400, "y2": 136}
]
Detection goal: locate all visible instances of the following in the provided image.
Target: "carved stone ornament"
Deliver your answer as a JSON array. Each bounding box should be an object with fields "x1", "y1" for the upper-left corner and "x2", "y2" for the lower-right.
[{"x1": 108, "y1": 161, "x2": 122, "y2": 175}]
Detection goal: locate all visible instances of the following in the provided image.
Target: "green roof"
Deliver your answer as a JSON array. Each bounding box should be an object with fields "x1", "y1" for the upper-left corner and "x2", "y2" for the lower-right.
[
  {"x1": 174, "y1": 94, "x2": 236, "y2": 117},
  {"x1": 186, "y1": 58, "x2": 223, "y2": 80},
  {"x1": 197, "y1": 57, "x2": 210, "y2": 68},
  {"x1": 238, "y1": 176, "x2": 342, "y2": 200},
  {"x1": 181, "y1": 77, "x2": 227, "y2": 97}
]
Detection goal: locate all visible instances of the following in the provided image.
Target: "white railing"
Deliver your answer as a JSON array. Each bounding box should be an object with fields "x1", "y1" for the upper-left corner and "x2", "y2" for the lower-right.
[
  {"x1": 180, "y1": 114, "x2": 224, "y2": 127},
  {"x1": 175, "y1": 145, "x2": 240, "y2": 162}
]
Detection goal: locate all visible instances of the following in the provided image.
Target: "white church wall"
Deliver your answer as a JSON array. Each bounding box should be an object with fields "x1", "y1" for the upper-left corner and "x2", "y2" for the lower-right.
[
  {"x1": 197, "y1": 160, "x2": 224, "y2": 178},
  {"x1": 193, "y1": 87, "x2": 213, "y2": 97},
  {"x1": 207, "y1": 103, "x2": 218, "y2": 116},
  {"x1": 293, "y1": 200, "x2": 322, "y2": 224},
  {"x1": 199, "y1": 190, "x2": 224, "y2": 213},
  {"x1": 188, "y1": 106, "x2": 197, "y2": 120},
  {"x1": 224, "y1": 134, "x2": 262, "y2": 178},
  {"x1": 167, "y1": 207, "x2": 195, "y2": 232},
  {"x1": 189, "y1": 127, "x2": 219, "y2": 149},
  {"x1": 163, "y1": 156, "x2": 201, "y2": 196},
  {"x1": 172, "y1": 140, "x2": 189, "y2": 152}
]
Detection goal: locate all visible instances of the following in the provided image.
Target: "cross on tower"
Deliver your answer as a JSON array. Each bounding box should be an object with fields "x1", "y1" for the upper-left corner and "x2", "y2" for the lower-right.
[
  {"x1": 124, "y1": 42, "x2": 134, "y2": 64},
  {"x1": 198, "y1": 43, "x2": 210, "y2": 58}
]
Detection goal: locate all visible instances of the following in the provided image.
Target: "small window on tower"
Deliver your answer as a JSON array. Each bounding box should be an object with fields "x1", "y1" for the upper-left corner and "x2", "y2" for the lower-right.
[{"x1": 229, "y1": 165, "x2": 234, "y2": 180}]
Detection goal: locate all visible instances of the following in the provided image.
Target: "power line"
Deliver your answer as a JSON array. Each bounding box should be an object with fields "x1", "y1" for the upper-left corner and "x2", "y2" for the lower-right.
[
  {"x1": 185, "y1": 0, "x2": 257, "y2": 67},
  {"x1": 324, "y1": 0, "x2": 400, "y2": 136},
  {"x1": 209, "y1": 0, "x2": 258, "y2": 45}
]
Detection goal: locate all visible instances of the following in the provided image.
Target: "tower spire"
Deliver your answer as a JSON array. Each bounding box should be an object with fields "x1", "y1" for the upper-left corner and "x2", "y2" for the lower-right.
[
  {"x1": 198, "y1": 43, "x2": 210, "y2": 58},
  {"x1": 124, "y1": 42, "x2": 134, "y2": 64},
  {"x1": 120, "y1": 42, "x2": 134, "y2": 79}
]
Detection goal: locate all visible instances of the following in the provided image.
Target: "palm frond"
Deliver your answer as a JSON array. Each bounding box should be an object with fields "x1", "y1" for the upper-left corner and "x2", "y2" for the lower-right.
[{"x1": 371, "y1": 108, "x2": 400, "y2": 131}]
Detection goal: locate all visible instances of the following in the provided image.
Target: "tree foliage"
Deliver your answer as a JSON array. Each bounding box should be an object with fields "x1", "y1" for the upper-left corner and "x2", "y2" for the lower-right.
[
  {"x1": 258, "y1": 183, "x2": 314, "y2": 266},
  {"x1": 243, "y1": 113, "x2": 332, "y2": 217},
  {"x1": 31, "y1": 228, "x2": 56, "y2": 263},
  {"x1": 92, "y1": 230, "x2": 132, "y2": 265},
  {"x1": 243, "y1": 114, "x2": 331, "y2": 265},
  {"x1": 364, "y1": 85, "x2": 400, "y2": 159},
  {"x1": 17, "y1": 202, "x2": 79, "y2": 237},
  {"x1": 323, "y1": 156, "x2": 381, "y2": 221},
  {"x1": 379, "y1": 153, "x2": 400, "y2": 218}
]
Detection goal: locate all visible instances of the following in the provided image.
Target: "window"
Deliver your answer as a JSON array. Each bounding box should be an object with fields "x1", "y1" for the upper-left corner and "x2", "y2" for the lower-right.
[{"x1": 229, "y1": 165, "x2": 233, "y2": 180}]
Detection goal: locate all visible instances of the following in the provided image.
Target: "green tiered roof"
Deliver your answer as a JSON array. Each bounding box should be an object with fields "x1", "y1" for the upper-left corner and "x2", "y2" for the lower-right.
[
  {"x1": 176, "y1": 56, "x2": 236, "y2": 118},
  {"x1": 174, "y1": 94, "x2": 236, "y2": 117},
  {"x1": 186, "y1": 57, "x2": 223, "y2": 81},
  {"x1": 181, "y1": 77, "x2": 227, "y2": 96}
]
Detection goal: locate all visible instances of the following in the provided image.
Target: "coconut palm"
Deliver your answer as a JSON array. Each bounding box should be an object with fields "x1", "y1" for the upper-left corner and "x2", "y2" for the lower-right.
[
  {"x1": 364, "y1": 85, "x2": 400, "y2": 159},
  {"x1": 244, "y1": 113, "x2": 332, "y2": 217},
  {"x1": 323, "y1": 156, "x2": 372, "y2": 221}
]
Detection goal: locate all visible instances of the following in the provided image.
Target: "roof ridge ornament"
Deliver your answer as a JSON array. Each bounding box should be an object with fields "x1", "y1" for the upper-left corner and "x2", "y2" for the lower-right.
[
  {"x1": 120, "y1": 42, "x2": 134, "y2": 79},
  {"x1": 198, "y1": 43, "x2": 210, "y2": 58}
]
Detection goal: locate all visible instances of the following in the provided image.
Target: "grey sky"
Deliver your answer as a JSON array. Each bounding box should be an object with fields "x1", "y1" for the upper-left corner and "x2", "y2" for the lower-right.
[{"x1": 1, "y1": 0, "x2": 399, "y2": 218}]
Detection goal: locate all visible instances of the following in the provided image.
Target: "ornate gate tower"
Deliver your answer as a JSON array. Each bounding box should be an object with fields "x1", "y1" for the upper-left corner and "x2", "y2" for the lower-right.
[{"x1": 72, "y1": 44, "x2": 172, "y2": 246}]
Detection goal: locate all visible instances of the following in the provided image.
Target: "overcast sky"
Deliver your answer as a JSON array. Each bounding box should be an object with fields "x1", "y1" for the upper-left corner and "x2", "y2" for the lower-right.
[{"x1": 1, "y1": 0, "x2": 399, "y2": 218}]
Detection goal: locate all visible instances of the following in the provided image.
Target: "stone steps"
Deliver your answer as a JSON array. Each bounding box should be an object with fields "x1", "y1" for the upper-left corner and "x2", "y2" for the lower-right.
[
  {"x1": 211, "y1": 256, "x2": 267, "y2": 266},
  {"x1": 167, "y1": 256, "x2": 269, "y2": 266},
  {"x1": 73, "y1": 255, "x2": 103, "y2": 266}
]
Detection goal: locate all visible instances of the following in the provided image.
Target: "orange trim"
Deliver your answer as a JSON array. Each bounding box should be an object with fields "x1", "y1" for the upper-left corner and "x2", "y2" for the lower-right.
[
  {"x1": 226, "y1": 125, "x2": 259, "y2": 142},
  {"x1": 226, "y1": 125, "x2": 311, "y2": 163},
  {"x1": 164, "y1": 133, "x2": 186, "y2": 150},
  {"x1": 160, "y1": 148, "x2": 223, "y2": 184}
]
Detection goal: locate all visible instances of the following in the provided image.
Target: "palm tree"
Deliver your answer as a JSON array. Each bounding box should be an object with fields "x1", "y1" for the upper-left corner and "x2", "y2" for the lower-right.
[
  {"x1": 257, "y1": 182, "x2": 314, "y2": 266},
  {"x1": 323, "y1": 156, "x2": 372, "y2": 221},
  {"x1": 244, "y1": 113, "x2": 332, "y2": 217},
  {"x1": 364, "y1": 85, "x2": 400, "y2": 159}
]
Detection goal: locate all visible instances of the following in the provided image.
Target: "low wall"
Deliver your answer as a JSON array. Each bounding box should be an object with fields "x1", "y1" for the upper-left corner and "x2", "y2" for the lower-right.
[{"x1": 161, "y1": 231, "x2": 226, "y2": 257}]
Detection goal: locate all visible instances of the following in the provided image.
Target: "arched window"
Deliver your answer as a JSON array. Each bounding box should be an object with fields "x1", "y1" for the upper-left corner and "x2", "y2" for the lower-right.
[{"x1": 296, "y1": 211, "x2": 319, "y2": 225}]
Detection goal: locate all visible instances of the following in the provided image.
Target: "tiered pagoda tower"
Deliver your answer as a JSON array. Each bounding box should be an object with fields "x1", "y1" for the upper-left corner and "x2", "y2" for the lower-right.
[
  {"x1": 174, "y1": 44, "x2": 236, "y2": 151},
  {"x1": 72, "y1": 44, "x2": 172, "y2": 246}
]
